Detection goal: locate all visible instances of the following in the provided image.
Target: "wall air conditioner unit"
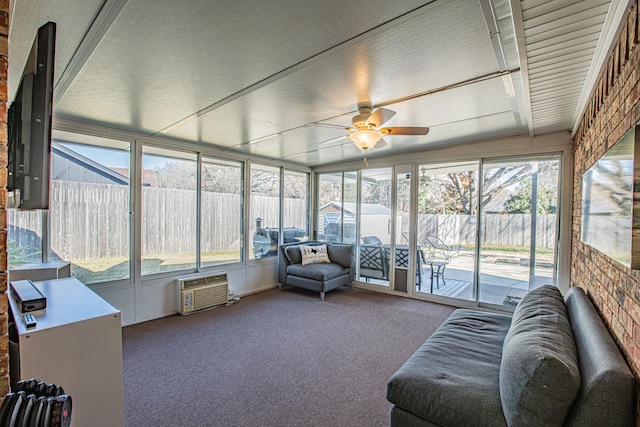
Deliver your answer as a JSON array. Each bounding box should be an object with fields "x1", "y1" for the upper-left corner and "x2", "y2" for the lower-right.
[{"x1": 177, "y1": 272, "x2": 229, "y2": 315}]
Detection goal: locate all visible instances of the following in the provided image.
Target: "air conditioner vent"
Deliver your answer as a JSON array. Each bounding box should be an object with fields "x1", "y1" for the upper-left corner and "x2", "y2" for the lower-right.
[
  {"x1": 177, "y1": 272, "x2": 229, "y2": 315},
  {"x1": 181, "y1": 273, "x2": 227, "y2": 290}
]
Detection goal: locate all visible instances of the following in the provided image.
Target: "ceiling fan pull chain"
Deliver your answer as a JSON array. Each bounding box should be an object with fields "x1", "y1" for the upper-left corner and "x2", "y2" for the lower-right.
[{"x1": 363, "y1": 157, "x2": 368, "y2": 167}]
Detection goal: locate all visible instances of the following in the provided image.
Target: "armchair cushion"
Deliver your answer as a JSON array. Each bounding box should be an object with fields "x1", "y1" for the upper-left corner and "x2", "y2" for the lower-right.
[{"x1": 287, "y1": 262, "x2": 349, "y2": 281}]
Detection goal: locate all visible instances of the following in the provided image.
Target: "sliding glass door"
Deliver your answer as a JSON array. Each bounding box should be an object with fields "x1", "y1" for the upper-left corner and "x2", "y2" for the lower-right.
[
  {"x1": 317, "y1": 171, "x2": 357, "y2": 244},
  {"x1": 416, "y1": 162, "x2": 478, "y2": 301},
  {"x1": 358, "y1": 168, "x2": 392, "y2": 287},
  {"x1": 322, "y1": 154, "x2": 561, "y2": 310},
  {"x1": 478, "y1": 156, "x2": 560, "y2": 306}
]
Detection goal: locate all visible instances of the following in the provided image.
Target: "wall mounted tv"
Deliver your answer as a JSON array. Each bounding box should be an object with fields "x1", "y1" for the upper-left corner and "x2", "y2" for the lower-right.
[{"x1": 7, "y1": 22, "x2": 56, "y2": 210}]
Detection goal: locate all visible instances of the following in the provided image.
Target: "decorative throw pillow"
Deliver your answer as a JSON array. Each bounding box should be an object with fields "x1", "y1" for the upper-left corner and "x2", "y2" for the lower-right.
[
  {"x1": 284, "y1": 245, "x2": 302, "y2": 264},
  {"x1": 300, "y1": 244, "x2": 331, "y2": 265}
]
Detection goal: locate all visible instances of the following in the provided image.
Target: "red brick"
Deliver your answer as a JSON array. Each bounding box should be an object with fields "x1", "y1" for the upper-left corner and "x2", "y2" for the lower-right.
[
  {"x1": 572, "y1": 3, "x2": 640, "y2": 403},
  {"x1": 0, "y1": 373, "x2": 8, "y2": 395},
  {"x1": 0, "y1": 34, "x2": 6, "y2": 58},
  {"x1": 630, "y1": 300, "x2": 640, "y2": 325},
  {"x1": 0, "y1": 13, "x2": 7, "y2": 37},
  {"x1": 611, "y1": 318, "x2": 624, "y2": 342},
  {"x1": 0, "y1": 58, "x2": 6, "y2": 80}
]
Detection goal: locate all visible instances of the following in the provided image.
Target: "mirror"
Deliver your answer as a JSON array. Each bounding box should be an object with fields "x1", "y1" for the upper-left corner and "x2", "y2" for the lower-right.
[{"x1": 581, "y1": 125, "x2": 640, "y2": 268}]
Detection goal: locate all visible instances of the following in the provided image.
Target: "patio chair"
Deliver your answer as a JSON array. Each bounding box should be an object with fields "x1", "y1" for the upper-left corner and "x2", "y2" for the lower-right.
[
  {"x1": 388, "y1": 246, "x2": 424, "y2": 289},
  {"x1": 420, "y1": 236, "x2": 459, "y2": 292},
  {"x1": 423, "y1": 236, "x2": 460, "y2": 262},
  {"x1": 361, "y1": 235, "x2": 383, "y2": 245},
  {"x1": 359, "y1": 245, "x2": 388, "y2": 281}
]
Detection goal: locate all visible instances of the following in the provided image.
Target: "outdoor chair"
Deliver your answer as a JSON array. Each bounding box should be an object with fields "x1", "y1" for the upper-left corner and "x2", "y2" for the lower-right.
[
  {"x1": 420, "y1": 236, "x2": 460, "y2": 292},
  {"x1": 423, "y1": 236, "x2": 460, "y2": 262},
  {"x1": 361, "y1": 235, "x2": 383, "y2": 245},
  {"x1": 359, "y1": 245, "x2": 388, "y2": 281},
  {"x1": 388, "y1": 246, "x2": 424, "y2": 289}
]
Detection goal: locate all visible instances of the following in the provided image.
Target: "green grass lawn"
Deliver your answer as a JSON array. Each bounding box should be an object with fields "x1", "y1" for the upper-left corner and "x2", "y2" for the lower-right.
[{"x1": 70, "y1": 251, "x2": 240, "y2": 284}]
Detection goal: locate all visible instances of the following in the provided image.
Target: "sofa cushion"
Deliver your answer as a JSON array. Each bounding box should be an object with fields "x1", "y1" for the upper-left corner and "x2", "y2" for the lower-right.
[
  {"x1": 326, "y1": 243, "x2": 355, "y2": 268},
  {"x1": 284, "y1": 245, "x2": 302, "y2": 264},
  {"x1": 287, "y1": 262, "x2": 348, "y2": 281},
  {"x1": 387, "y1": 309, "x2": 512, "y2": 426},
  {"x1": 500, "y1": 285, "x2": 580, "y2": 427},
  {"x1": 300, "y1": 244, "x2": 331, "y2": 265}
]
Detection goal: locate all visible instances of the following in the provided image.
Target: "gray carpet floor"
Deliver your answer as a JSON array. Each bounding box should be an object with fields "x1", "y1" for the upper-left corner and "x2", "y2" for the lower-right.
[{"x1": 122, "y1": 286, "x2": 455, "y2": 427}]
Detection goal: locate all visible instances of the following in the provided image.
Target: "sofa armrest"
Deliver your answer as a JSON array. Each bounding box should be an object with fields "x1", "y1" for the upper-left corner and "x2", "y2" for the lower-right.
[
  {"x1": 327, "y1": 243, "x2": 355, "y2": 280},
  {"x1": 563, "y1": 286, "x2": 636, "y2": 427},
  {"x1": 278, "y1": 243, "x2": 293, "y2": 284}
]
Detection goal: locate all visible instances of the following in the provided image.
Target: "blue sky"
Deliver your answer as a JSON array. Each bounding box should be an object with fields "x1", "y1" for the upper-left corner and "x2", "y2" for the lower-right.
[{"x1": 60, "y1": 143, "x2": 171, "y2": 170}]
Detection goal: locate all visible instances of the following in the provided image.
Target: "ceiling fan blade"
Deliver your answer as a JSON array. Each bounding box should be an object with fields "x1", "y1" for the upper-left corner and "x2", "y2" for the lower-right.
[
  {"x1": 365, "y1": 108, "x2": 396, "y2": 127},
  {"x1": 318, "y1": 135, "x2": 349, "y2": 145},
  {"x1": 307, "y1": 122, "x2": 351, "y2": 130},
  {"x1": 380, "y1": 126, "x2": 430, "y2": 136},
  {"x1": 374, "y1": 138, "x2": 388, "y2": 149}
]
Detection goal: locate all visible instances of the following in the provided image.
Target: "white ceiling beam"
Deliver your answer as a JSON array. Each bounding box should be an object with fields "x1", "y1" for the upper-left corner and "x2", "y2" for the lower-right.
[
  {"x1": 54, "y1": 0, "x2": 129, "y2": 103},
  {"x1": 509, "y1": 0, "x2": 535, "y2": 137}
]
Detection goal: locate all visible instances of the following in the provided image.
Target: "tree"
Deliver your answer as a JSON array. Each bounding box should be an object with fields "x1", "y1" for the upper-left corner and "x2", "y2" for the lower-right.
[
  {"x1": 152, "y1": 158, "x2": 244, "y2": 194},
  {"x1": 153, "y1": 158, "x2": 197, "y2": 190},
  {"x1": 250, "y1": 168, "x2": 279, "y2": 196},
  {"x1": 202, "y1": 163, "x2": 241, "y2": 194},
  {"x1": 284, "y1": 173, "x2": 308, "y2": 199},
  {"x1": 503, "y1": 178, "x2": 557, "y2": 214},
  {"x1": 417, "y1": 161, "x2": 559, "y2": 215}
]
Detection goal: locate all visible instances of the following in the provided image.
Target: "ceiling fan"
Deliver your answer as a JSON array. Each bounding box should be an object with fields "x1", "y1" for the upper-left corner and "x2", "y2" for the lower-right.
[{"x1": 313, "y1": 104, "x2": 430, "y2": 151}]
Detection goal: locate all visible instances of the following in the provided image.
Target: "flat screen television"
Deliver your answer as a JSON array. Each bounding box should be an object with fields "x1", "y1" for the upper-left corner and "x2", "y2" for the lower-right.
[{"x1": 7, "y1": 22, "x2": 56, "y2": 210}]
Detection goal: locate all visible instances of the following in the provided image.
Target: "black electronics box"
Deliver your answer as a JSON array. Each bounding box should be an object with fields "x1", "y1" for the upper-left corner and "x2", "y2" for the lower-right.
[{"x1": 10, "y1": 280, "x2": 47, "y2": 312}]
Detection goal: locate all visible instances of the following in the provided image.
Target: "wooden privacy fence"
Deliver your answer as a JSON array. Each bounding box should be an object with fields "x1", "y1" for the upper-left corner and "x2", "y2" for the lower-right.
[
  {"x1": 9, "y1": 182, "x2": 557, "y2": 261},
  {"x1": 9, "y1": 181, "x2": 306, "y2": 260},
  {"x1": 416, "y1": 213, "x2": 558, "y2": 248}
]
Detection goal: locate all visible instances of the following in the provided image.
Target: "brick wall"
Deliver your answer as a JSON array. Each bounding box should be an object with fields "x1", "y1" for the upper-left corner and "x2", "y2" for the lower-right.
[
  {"x1": 572, "y1": 1, "x2": 640, "y2": 423},
  {"x1": 0, "y1": 0, "x2": 8, "y2": 396}
]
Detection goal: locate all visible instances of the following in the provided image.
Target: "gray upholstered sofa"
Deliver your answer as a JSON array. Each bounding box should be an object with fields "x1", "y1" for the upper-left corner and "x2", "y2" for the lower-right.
[
  {"x1": 278, "y1": 241, "x2": 355, "y2": 300},
  {"x1": 387, "y1": 285, "x2": 636, "y2": 426}
]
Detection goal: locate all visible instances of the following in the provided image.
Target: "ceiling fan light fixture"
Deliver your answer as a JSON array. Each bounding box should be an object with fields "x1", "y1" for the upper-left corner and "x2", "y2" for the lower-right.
[{"x1": 348, "y1": 130, "x2": 381, "y2": 150}]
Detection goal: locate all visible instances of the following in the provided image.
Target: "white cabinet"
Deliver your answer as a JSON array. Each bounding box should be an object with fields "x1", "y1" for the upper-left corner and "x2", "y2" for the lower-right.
[{"x1": 9, "y1": 278, "x2": 124, "y2": 427}]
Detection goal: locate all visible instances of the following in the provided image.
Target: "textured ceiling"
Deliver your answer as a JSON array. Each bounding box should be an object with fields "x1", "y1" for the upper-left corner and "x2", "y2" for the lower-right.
[{"x1": 8, "y1": 0, "x2": 624, "y2": 167}]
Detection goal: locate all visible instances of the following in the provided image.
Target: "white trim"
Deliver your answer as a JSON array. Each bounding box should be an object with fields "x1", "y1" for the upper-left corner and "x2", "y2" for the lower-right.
[
  {"x1": 571, "y1": 0, "x2": 634, "y2": 137},
  {"x1": 52, "y1": 118, "x2": 313, "y2": 172},
  {"x1": 313, "y1": 132, "x2": 573, "y2": 173},
  {"x1": 54, "y1": 0, "x2": 129, "y2": 102}
]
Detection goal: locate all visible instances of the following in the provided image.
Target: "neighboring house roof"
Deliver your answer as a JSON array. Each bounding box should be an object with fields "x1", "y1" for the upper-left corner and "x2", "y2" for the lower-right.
[
  {"x1": 52, "y1": 144, "x2": 160, "y2": 187},
  {"x1": 109, "y1": 167, "x2": 158, "y2": 187},
  {"x1": 52, "y1": 144, "x2": 129, "y2": 185}
]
